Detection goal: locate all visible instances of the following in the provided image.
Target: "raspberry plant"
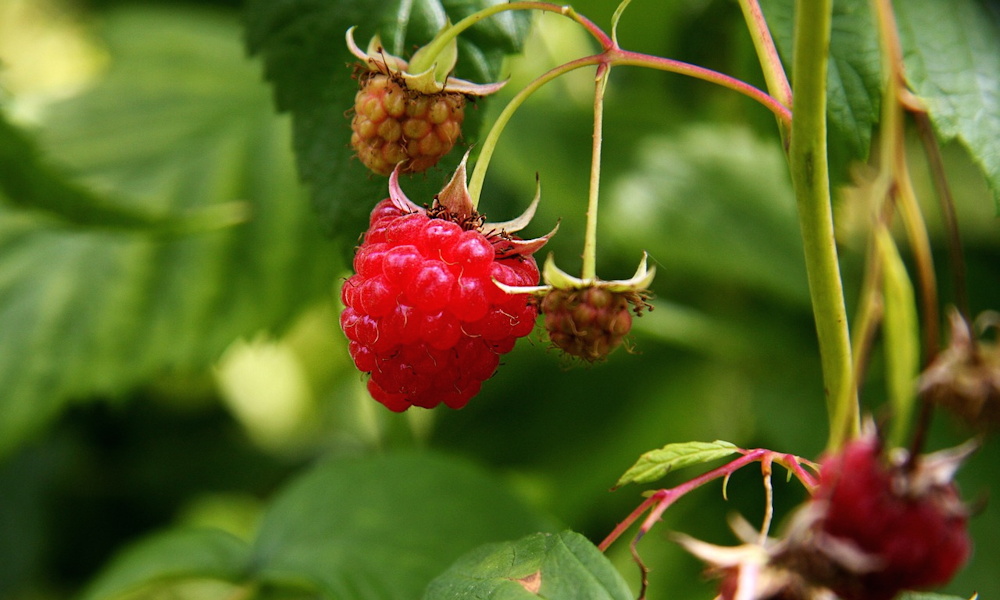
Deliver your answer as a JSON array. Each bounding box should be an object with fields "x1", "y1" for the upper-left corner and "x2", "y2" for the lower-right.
[{"x1": 0, "y1": 1, "x2": 997, "y2": 600}]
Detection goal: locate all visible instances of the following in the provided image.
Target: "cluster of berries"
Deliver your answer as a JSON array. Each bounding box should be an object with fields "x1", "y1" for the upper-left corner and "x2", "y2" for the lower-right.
[
  {"x1": 339, "y1": 18, "x2": 982, "y2": 600},
  {"x1": 344, "y1": 27, "x2": 655, "y2": 398}
]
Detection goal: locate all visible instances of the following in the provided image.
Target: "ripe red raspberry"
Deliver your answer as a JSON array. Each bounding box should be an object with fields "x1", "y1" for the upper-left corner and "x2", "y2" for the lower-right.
[
  {"x1": 340, "y1": 162, "x2": 552, "y2": 411},
  {"x1": 806, "y1": 436, "x2": 971, "y2": 600},
  {"x1": 350, "y1": 73, "x2": 466, "y2": 176}
]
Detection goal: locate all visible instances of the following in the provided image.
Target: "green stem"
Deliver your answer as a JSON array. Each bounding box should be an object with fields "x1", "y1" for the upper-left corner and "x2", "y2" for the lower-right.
[
  {"x1": 410, "y1": 1, "x2": 612, "y2": 73},
  {"x1": 737, "y1": 0, "x2": 793, "y2": 110},
  {"x1": 581, "y1": 64, "x2": 611, "y2": 281},
  {"x1": 468, "y1": 57, "x2": 594, "y2": 207},
  {"x1": 469, "y1": 51, "x2": 792, "y2": 206},
  {"x1": 872, "y1": 0, "x2": 939, "y2": 365},
  {"x1": 788, "y1": 0, "x2": 857, "y2": 452}
]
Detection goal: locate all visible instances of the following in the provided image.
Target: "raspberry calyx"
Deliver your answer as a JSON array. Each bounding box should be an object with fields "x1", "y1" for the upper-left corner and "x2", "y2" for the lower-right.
[
  {"x1": 919, "y1": 307, "x2": 1000, "y2": 431},
  {"x1": 341, "y1": 158, "x2": 556, "y2": 411}
]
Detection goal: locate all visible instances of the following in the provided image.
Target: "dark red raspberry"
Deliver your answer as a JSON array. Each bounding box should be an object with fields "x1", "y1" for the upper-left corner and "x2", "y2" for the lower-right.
[
  {"x1": 340, "y1": 163, "x2": 553, "y2": 411},
  {"x1": 805, "y1": 436, "x2": 971, "y2": 600},
  {"x1": 541, "y1": 287, "x2": 638, "y2": 361}
]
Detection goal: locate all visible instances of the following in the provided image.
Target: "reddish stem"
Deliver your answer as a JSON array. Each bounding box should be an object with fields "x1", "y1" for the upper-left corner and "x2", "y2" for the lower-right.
[{"x1": 599, "y1": 449, "x2": 818, "y2": 553}]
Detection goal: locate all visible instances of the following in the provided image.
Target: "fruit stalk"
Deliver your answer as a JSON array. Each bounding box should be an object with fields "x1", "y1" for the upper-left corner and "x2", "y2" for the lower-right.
[
  {"x1": 469, "y1": 50, "x2": 791, "y2": 207},
  {"x1": 788, "y1": 0, "x2": 858, "y2": 451},
  {"x1": 582, "y1": 63, "x2": 611, "y2": 281},
  {"x1": 736, "y1": 0, "x2": 792, "y2": 110},
  {"x1": 408, "y1": 1, "x2": 612, "y2": 74}
]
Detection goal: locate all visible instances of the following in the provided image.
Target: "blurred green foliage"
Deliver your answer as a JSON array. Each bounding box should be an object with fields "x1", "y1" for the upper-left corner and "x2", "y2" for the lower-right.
[{"x1": 0, "y1": 0, "x2": 997, "y2": 599}]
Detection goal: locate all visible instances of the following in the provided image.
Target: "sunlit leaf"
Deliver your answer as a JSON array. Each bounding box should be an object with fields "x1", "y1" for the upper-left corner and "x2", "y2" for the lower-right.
[
  {"x1": 895, "y1": 0, "x2": 1000, "y2": 208},
  {"x1": 423, "y1": 531, "x2": 632, "y2": 600},
  {"x1": 80, "y1": 528, "x2": 250, "y2": 600},
  {"x1": 0, "y1": 6, "x2": 341, "y2": 457},
  {"x1": 614, "y1": 440, "x2": 739, "y2": 489},
  {"x1": 251, "y1": 452, "x2": 555, "y2": 600}
]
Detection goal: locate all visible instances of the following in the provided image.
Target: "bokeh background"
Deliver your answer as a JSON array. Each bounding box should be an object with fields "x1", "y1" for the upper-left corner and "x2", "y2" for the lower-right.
[{"x1": 1, "y1": 0, "x2": 997, "y2": 598}]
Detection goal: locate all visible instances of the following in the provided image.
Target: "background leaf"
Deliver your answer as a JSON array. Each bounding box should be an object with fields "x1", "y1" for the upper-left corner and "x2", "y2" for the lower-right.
[
  {"x1": 80, "y1": 452, "x2": 555, "y2": 600},
  {"x1": 423, "y1": 530, "x2": 633, "y2": 600},
  {"x1": 243, "y1": 0, "x2": 533, "y2": 235},
  {"x1": 250, "y1": 452, "x2": 556, "y2": 599},
  {"x1": 0, "y1": 6, "x2": 341, "y2": 457},
  {"x1": 80, "y1": 528, "x2": 251, "y2": 600},
  {"x1": 895, "y1": 0, "x2": 1000, "y2": 208},
  {"x1": 0, "y1": 115, "x2": 181, "y2": 230},
  {"x1": 899, "y1": 594, "x2": 974, "y2": 600}
]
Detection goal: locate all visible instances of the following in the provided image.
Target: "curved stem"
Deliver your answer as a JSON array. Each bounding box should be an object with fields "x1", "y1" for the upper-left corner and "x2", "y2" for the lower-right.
[
  {"x1": 411, "y1": 1, "x2": 612, "y2": 73},
  {"x1": 788, "y1": 0, "x2": 858, "y2": 452},
  {"x1": 468, "y1": 56, "x2": 600, "y2": 206},
  {"x1": 598, "y1": 449, "x2": 817, "y2": 553},
  {"x1": 872, "y1": 0, "x2": 939, "y2": 365},
  {"x1": 469, "y1": 51, "x2": 792, "y2": 206},
  {"x1": 913, "y1": 110, "x2": 969, "y2": 319},
  {"x1": 737, "y1": 0, "x2": 793, "y2": 110},
  {"x1": 608, "y1": 49, "x2": 791, "y2": 127},
  {"x1": 738, "y1": 0, "x2": 792, "y2": 150}
]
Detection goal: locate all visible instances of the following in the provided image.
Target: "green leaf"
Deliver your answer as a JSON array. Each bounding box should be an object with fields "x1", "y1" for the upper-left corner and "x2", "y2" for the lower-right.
[
  {"x1": 876, "y1": 227, "x2": 919, "y2": 449},
  {"x1": 899, "y1": 594, "x2": 976, "y2": 600},
  {"x1": 243, "y1": 0, "x2": 532, "y2": 234},
  {"x1": 80, "y1": 528, "x2": 251, "y2": 600},
  {"x1": 250, "y1": 452, "x2": 556, "y2": 600},
  {"x1": 895, "y1": 0, "x2": 1000, "y2": 208},
  {"x1": 607, "y1": 124, "x2": 808, "y2": 305},
  {"x1": 759, "y1": 0, "x2": 882, "y2": 170},
  {"x1": 614, "y1": 440, "x2": 739, "y2": 489},
  {"x1": 423, "y1": 531, "x2": 633, "y2": 600},
  {"x1": 0, "y1": 115, "x2": 188, "y2": 231},
  {"x1": 0, "y1": 6, "x2": 341, "y2": 457}
]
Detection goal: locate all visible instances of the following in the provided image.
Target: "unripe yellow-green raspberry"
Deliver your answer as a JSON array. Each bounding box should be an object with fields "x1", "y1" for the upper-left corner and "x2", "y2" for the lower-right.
[{"x1": 350, "y1": 73, "x2": 466, "y2": 176}]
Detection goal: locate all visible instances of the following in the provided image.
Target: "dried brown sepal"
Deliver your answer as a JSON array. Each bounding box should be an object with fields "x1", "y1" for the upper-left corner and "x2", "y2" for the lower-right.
[{"x1": 919, "y1": 307, "x2": 1000, "y2": 431}]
